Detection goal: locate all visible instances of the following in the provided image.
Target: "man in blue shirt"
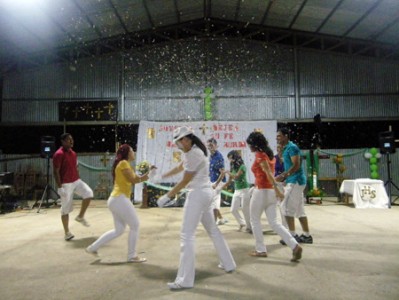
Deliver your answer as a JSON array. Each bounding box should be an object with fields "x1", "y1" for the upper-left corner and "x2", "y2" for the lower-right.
[
  {"x1": 276, "y1": 128, "x2": 313, "y2": 244},
  {"x1": 207, "y1": 138, "x2": 228, "y2": 225}
]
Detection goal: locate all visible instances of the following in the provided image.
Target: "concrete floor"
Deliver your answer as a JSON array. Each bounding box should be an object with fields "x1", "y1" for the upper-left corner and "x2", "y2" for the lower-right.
[{"x1": 1, "y1": 198, "x2": 399, "y2": 300}]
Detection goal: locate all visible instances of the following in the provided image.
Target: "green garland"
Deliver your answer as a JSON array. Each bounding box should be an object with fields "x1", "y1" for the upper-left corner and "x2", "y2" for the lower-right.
[
  {"x1": 78, "y1": 160, "x2": 110, "y2": 172},
  {"x1": 315, "y1": 148, "x2": 367, "y2": 157},
  {"x1": 145, "y1": 181, "x2": 233, "y2": 197}
]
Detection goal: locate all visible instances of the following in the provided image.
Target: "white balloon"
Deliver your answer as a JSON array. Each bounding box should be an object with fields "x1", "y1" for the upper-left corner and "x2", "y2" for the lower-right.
[
  {"x1": 364, "y1": 152, "x2": 372, "y2": 159},
  {"x1": 376, "y1": 153, "x2": 382, "y2": 159}
]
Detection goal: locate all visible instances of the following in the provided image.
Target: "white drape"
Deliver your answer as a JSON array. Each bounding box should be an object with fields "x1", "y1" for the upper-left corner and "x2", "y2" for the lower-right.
[{"x1": 133, "y1": 120, "x2": 277, "y2": 202}]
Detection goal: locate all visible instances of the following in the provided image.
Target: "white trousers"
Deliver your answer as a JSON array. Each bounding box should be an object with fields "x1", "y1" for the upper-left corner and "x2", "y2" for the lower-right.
[
  {"x1": 60, "y1": 179, "x2": 93, "y2": 215},
  {"x1": 89, "y1": 194, "x2": 140, "y2": 260},
  {"x1": 175, "y1": 187, "x2": 236, "y2": 288},
  {"x1": 230, "y1": 188, "x2": 250, "y2": 228},
  {"x1": 210, "y1": 181, "x2": 222, "y2": 210},
  {"x1": 281, "y1": 183, "x2": 306, "y2": 218},
  {"x1": 250, "y1": 188, "x2": 298, "y2": 252}
]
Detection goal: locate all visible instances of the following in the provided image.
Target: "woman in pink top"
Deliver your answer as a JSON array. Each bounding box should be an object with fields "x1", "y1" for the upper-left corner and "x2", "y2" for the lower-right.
[
  {"x1": 246, "y1": 132, "x2": 302, "y2": 262},
  {"x1": 86, "y1": 144, "x2": 152, "y2": 263}
]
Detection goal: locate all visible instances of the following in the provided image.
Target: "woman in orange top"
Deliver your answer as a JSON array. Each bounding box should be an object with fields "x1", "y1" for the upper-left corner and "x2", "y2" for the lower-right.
[
  {"x1": 86, "y1": 144, "x2": 152, "y2": 263},
  {"x1": 246, "y1": 132, "x2": 302, "y2": 262}
]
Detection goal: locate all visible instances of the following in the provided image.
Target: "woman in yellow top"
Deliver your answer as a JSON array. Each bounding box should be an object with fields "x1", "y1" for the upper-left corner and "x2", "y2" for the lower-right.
[{"x1": 86, "y1": 144, "x2": 152, "y2": 263}]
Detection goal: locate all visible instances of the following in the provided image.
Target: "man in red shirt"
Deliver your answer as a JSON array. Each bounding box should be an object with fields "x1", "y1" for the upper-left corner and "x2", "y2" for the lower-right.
[{"x1": 53, "y1": 133, "x2": 93, "y2": 241}]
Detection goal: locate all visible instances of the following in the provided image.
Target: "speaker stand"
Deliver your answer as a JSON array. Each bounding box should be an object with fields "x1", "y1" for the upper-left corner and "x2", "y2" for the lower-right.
[
  {"x1": 384, "y1": 153, "x2": 399, "y2": 208},
  {"x1": 30, "y1": 155, "x2": 59, "y2": 212}
]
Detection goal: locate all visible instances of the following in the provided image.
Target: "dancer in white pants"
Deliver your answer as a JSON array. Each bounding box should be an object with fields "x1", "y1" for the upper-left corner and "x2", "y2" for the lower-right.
[
  {"x1": 223, "y1": 150, "x2": 251, "y2": 232},
  {"x1": 86, "y1": 144, "x2": 152, "y2": 262},
  {"x1": 155, "y1": 126, "x2": 236, "y2": 290},
  {"x1": 246, "y1": 131, "x2": 302, "y2": 262}
]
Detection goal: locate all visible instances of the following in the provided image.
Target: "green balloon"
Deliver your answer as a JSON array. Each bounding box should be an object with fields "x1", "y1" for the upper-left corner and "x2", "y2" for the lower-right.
[
  {"x1": 205, "y1": 112, "x2": 212, "y2": 120},
  {"x1": 370, "y1": 157, "x2": 377, "y2": 164},
  {"x1": 370, "y1": 164, "x2": 378, "y2": 171},
  {"x1": 370, "y1": 147, "x2": 378, "y2": 156},
  {"x1": 370, "y1": 171, "x2": 379, "y2": 179},
  {"x1": 204, "y1": 87, "x2": 213, "y2": 95}
]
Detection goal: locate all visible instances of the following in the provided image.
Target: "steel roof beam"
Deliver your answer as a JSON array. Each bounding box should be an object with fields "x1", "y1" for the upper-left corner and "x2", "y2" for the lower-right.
[
  {"x1": 289, "y1": 0, "x2": 307, "y2": 29},
  {"x1": 260, "y1": 0, "x2": 274, "y2": 25},
  {"x1": 343, "y1": 0, "x2": 383, "y2": 37},
  {"x1": 142, "y1": 0, "x2": 155, "y2": 28},
  {"x1": 108, "y1": 0, "x2": 129, "y2": 34},
  {"x1": 316, "y1": 0, "x2": 344, "y2": 33}
]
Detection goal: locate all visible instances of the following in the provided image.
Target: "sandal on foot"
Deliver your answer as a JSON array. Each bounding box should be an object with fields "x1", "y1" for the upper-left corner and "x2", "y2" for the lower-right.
[
  {"x1": 237, "y1": 224, "x2": 245, "y2": 231},
  {"x1": 249, "y1": 251, "x2": 267, "y2": 257},
  {"x1": 128, "y1": 256, "x2": 147, "y2": 263},
  {"x1": 291, "y1": 245, "x2": 303, "y2": 262}
]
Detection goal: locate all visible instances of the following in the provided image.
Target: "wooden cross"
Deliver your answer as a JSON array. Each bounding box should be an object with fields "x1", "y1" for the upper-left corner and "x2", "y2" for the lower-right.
[
  {"x1": 104, "y1": 102, "x2": 115, "y2": 115},
  {"x1": 200, "y1": 123, "x2": 208, "y2": 135},
  {"x1": 94, "y1": 108, "x2": 104, "y2": 119},
  {"x1": 82, "y1": 103, "x2": 92, "y2": 115},
  {"x1": 72, "y1": 107, "x2": 80, "y2": 118}
]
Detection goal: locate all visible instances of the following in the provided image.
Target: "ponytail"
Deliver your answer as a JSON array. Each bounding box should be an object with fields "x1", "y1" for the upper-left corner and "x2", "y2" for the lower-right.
[
  {"x1": 112, "y1": 144, "x2": 131, "y2": 182},
  {"x1": 189, "y1": 134, "x2": 208, "y2": 157}
]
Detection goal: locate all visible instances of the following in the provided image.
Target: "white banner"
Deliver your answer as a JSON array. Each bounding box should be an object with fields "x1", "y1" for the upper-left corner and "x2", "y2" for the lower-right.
[{"x1": 133, "y1": 120, "x2": 277, "y2": 201}]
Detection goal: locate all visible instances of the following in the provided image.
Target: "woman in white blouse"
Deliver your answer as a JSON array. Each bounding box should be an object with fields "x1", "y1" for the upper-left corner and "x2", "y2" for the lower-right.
[{"x1": 154, "y1": 126, "x2": 236, "y2": 290}]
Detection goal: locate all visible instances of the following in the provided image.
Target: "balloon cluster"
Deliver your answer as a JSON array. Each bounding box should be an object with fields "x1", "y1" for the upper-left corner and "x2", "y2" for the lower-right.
[
  {"x1": 364, "y1": 148, "x2": 381, "y2": 179},
  {"x1": 204, "y1": 87, "x2": 214, "y2": 120}
]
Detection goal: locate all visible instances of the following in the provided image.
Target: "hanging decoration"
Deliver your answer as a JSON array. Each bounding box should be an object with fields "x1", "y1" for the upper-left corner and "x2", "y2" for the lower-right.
[
  {"x1": 364, "y1": 147, "x2": 382, "y2": 179},
  {"x1": 203, "y1": 87, "x2": 214, "y2": 121},
  {"x1": 332, "y1": 153, "x2": 347, "y2": 180}
]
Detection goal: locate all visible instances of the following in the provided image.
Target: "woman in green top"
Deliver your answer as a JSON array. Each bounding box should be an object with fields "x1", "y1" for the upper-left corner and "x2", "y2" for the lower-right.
[{"x1": 224, "y1": 150, "x2": 251, "y2": 232}]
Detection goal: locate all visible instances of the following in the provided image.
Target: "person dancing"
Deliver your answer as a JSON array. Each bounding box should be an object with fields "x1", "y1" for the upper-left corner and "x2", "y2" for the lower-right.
[
  {"x1": 85, "y1": 144, "x2": 150, "y2": 263},
  {"x1": 246, "y1": 131, "x2": 302, "y2": 262},
  {"x1": 155, "y1": 126, "x2": 236, "y2": 290},
  {"x1": 53, "y1": 133, "x2": 93, "y2": 241},
  {"x1": 276, "y1": 127, "x2": 313, "y2": 244},
  {"x1": 223, "y1": 150, "x2": 251, "y2": 232},
  {"x1": 207, "y1": 138, "x2": 228, "y2": 225}
]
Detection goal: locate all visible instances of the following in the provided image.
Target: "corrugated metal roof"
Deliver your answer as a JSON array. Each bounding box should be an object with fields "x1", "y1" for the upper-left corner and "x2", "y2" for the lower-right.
[{"x1": 2, "y1": 0, "x2": 399, "y2": 74}]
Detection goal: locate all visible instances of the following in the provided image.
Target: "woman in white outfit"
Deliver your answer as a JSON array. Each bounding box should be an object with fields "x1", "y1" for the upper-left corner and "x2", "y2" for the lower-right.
[
  {"x1": 246, "y1": 132, "x2": 302, "y2": 262},
  {"x1": 86, "y1": 144, "x2": 150, "y2": 263},
  {"x1": 155, "y1": 126, "x2": 236, "y2": 290}
]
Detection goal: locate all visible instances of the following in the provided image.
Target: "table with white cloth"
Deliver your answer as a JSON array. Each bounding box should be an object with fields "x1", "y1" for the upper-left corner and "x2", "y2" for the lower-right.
[{"x1": 339, "y1": 178, "x2": 389, "y2": 208}]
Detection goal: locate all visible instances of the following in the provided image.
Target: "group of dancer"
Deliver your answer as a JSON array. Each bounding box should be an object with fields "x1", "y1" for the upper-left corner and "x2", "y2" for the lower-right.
[{"x1": 54, "y1": 127, "x2": 312, "y2": 290}]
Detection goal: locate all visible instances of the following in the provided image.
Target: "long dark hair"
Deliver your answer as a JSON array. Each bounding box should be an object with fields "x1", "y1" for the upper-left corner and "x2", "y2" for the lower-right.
[
  {"x1": 227, "y1": 150, "x2": 244, "y2": 172},
  {"x1": 246, "y1": 131, "x2": 274, "y2": 160},
  {"x1": 187, "y1": 134, "x2": 207, "y2": 157},
  {"x1": 112, "y1": 144, "x2": 131, "y2": 182}
]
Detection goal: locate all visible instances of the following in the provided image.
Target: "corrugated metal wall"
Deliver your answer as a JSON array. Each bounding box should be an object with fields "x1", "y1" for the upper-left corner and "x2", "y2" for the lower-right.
[
  {"x1": 299, "y1": 50, "x2": 399, "y2": 119},
  {"x1": 1, "y1": 39, "x2": 399, "y2": 197},
  {"x1": 2, "y1": 55, "x2": 120, "y2": 122},
  {"x1": 3, "y1": 39, "x2": 398, "y2": 122}
]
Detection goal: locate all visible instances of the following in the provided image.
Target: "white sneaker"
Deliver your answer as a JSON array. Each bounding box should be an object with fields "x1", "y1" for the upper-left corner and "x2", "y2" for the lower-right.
[
  {"x1": 167, "y1": 282, "x2": 191, "y2": 290},
  {"x1": 64, "y1": 232, "x2": 74, "y2": 241},
  {"x1": 218, "y1": 263, "x2": 235, "y2": 273},
  {"x1": 157, "y1": 195, "x2": 171, "y2": 208},
  {"x1": 85, "y1": 246, "x2": 98, "y2": 257},
  {"x1": 217, "y1": 219, "x2": 228, "y2": 225},
  {"x1": 75, "y1": 216, "x2": 90, "y2": 227}
]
